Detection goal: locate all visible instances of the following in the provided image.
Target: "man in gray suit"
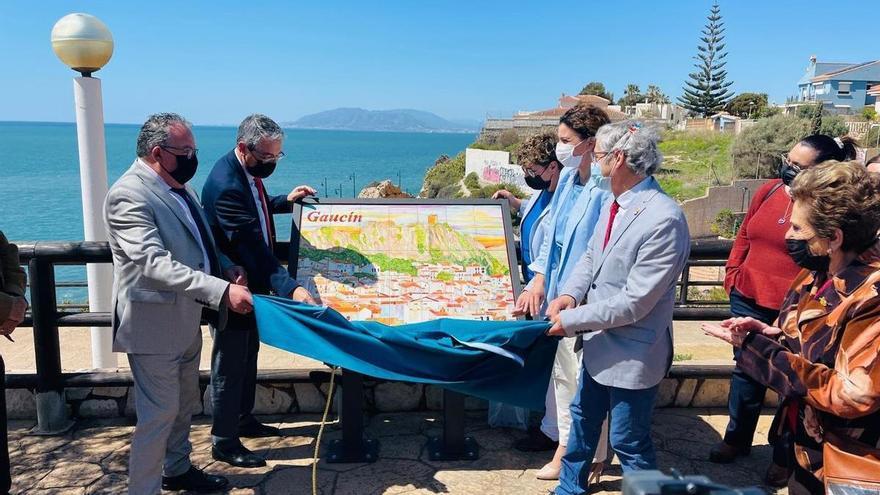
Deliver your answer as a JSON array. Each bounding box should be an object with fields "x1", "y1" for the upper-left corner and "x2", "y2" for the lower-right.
[
  {"x1": 104, "y1": 113, "x2": 254, "y2": 494},
  {"x1": 546, "y1": 121, "x2": 690, "y2": 494}
]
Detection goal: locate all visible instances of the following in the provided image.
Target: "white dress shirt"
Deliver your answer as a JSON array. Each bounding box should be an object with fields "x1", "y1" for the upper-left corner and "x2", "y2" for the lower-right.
[
  {"x1": 610, "y1": 176, "x2": 652, "y2": 232},
  {"x1": 235, "y1": 151, "x2": 271, "y2": 246},
  {"x1": 138, "y1": 159, "x2": 212, "y2": 273}
]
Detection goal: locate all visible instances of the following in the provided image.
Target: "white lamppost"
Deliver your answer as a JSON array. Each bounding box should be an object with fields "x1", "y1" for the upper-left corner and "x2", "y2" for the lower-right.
[{"x1": 51, "y1": 13, "x2": 116, "y2": 369}]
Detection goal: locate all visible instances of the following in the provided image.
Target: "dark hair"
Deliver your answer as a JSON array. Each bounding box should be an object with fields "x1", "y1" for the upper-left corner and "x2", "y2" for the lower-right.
[
  {"x1": 867, "y1": 154, "x2": 880, "y2": 166},
  {"x1": 136, "y1": 113, "x2": 191, "y2": 158},
  {"x1": 516, "y1": 132, "x2": 558, "y2": 168},
  {"x1": 797, "y1": 134, "x2": 859, "y2": 165},
  {"x1": 559, "y1": 104, "x2": 610, "y2": 140}
]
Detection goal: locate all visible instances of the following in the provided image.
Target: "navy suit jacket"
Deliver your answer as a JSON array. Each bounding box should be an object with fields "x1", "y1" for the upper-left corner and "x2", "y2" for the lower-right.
[{"x1": 202, "y1": 150, "x2": 301, "y2": 329}]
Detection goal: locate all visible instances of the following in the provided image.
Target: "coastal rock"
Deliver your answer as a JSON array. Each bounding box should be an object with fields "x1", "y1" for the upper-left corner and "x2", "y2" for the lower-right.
[{"x1": 357, "y1": 180, "x2": 413, "y2": 199}]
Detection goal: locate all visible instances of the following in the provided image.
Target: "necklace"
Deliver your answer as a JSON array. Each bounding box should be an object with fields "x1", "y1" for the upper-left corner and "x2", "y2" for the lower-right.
[{"x1": 778, "y1": 200, "x2": 793, "y2": 225}]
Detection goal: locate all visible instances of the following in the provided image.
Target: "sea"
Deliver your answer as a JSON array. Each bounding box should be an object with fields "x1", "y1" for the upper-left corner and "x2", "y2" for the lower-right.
[{"x1": 0, "y1": 121, "x2": 475, "y2": 303}]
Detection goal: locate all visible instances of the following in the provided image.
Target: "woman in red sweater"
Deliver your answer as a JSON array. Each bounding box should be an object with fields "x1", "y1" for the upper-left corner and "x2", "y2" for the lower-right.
[{"x1": 710, "y1": 134, "x2": 858, "y2": 486}]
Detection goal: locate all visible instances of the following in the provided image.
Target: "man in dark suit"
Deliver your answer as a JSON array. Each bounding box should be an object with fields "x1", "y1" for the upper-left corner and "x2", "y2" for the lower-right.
[{"x1": 202, "y1": 114, "x2": 316, "y2": 467}]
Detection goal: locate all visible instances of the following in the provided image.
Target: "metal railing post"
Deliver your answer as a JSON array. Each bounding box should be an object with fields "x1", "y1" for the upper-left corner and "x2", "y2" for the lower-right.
[{"x1": 28, "y1": 257, "x2": 74, "y2": 435}]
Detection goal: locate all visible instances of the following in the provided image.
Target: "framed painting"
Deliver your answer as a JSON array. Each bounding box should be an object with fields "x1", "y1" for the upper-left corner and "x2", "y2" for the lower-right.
[{"x1": 288, "y1": 198, "x2": 521, "y2": 324}]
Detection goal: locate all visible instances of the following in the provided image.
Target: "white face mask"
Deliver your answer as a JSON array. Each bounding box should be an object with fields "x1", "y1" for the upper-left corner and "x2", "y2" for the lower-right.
[{"x1": 556, "y1": 140, "x2": 584, "y2": 168}]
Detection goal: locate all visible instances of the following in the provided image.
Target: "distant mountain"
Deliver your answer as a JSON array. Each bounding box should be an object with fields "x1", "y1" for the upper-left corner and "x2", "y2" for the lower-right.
[{"x1": 285, "y1": 108, "x2": 480, "y2": 133}]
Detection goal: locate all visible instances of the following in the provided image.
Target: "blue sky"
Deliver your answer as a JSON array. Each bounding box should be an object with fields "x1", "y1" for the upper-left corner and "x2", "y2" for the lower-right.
[{"x1": 0, "y1": 1, "x2": 876, "y2": 125}]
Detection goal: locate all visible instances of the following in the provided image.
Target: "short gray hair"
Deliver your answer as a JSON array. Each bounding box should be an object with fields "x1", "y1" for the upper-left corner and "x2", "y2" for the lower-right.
[
  {"x1": 595, "y1": 120, "x2": 663, "y2": 176},
  {"x1": 237, "y1": 114, "x2": 284, "y2": 148},
  {"x1": 136, "y1": 113, "x2": 192, "y2": 158}
]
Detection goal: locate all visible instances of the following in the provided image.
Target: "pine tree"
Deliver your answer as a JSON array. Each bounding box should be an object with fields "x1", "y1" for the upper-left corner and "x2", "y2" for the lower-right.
[{"x1": 678, "y1": 2, "x2": 734, "y2": 117}]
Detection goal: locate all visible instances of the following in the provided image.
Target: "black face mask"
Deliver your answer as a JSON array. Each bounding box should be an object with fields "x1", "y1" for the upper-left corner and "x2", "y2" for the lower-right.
[
  {"x1": 249, "y1": 160, "x2": 277, "y2": 179},
  {"x1": 786, "y1": 238, "x2": 830, "y2": 272},
  {"x1": 779, "y1": 162, "x2": 801, "y2": 187},
  {"x1": 160, "y1": 152, "x2": 199, "y2": 185},
  {"x1": 524, "y1": 173, "x2": 552, "y2": 190}
]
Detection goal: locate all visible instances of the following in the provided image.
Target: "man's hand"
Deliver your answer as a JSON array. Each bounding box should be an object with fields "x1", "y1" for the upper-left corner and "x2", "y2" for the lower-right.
[
  {"x1": 288, "y1": 185, "x2": 318, "y2": 203},
  {"x1": 8, "y1": 297, "x2": 27, "y2": 325},
  {"x1": 547, "y1": 313, "x2": 566, "y2": 336},
  {"x1": 546, "y1": 295, "x2": 576, "y2": 318},
  {"x1": 224, "y1": 266, "x2": 248, "y2": 286},
  {"x1": 291, "y1": 286, "x2": 317, "y2": 305},
  {"x1": 224, "y1": 284, "x2": 254, "y2": 314},
  {"x1": 492, "y1": 189, "x2": 522, "y2": 211},
  {"x1": 0, "y1": 319, "x2": 17, "y2": 337}
]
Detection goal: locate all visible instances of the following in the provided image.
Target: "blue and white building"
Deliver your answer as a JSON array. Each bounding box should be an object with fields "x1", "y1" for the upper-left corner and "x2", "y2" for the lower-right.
[{"x1": 791, "y1": 55, "x2": 880, "y2": 114}]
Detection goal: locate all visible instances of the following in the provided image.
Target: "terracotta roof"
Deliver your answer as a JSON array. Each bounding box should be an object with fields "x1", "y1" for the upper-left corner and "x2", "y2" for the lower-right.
[{"x1": 868, "y1": 84, "x2": 880, "y2": 96}]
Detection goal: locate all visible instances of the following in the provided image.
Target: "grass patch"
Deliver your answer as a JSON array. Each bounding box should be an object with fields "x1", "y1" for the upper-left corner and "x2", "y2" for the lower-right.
[
  {"x1": 658, "y1": 130, "x2": 734, "y2": 201},
  {"x1": 673, "y1": 353, "x2": 694, "y2": 362}
]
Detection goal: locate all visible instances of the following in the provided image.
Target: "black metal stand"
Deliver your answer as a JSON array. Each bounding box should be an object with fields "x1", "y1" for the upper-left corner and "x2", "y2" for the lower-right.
[
  {"x1": 326, "y1": 369, "x2": 379, "y2": 463},
  {"x1": 427, "y1": 389, "x2": 480, "y2": 461}
]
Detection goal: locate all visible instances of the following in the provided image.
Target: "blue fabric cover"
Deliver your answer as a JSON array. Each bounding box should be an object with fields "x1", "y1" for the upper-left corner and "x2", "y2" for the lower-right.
[{"x1": 253, "y1": 295, "x2": 557, "y2": 409}]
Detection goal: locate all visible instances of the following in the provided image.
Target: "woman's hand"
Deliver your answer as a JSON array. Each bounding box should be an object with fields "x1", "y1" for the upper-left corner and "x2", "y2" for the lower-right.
[
  {"x1": 701, "y1": 322, "x2": 751, "y2": 347},
  {"x1": 492, "y1": 189, "x2": 522, "y2": 211},
  {"x1": 513, "y1": 274, "x2": 546, "y2": 317}
]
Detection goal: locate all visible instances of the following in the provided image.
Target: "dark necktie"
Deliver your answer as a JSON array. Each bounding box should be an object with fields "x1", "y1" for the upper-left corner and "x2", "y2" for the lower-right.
[
  {"x1": 253, "y1": 178, "x2": 274, "y2": 251},
  {"x1": 169, "y1": 188, "x2": 219, "y2": 275},
  {"x1": 603, "y1": 200, "x2": 621, "y2": 249}
]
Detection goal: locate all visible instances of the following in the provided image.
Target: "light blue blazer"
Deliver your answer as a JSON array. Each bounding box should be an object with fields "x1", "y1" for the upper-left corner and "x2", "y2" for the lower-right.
[
  {"x1": 519, "y1": 192, "x2": 553, "y2": 277},
  {"x1": 527, "y1": 166, "x2": 610, "y2": 306},
  {"x1": 558, "y1": 177, "x2": 691, "y2": 390}
]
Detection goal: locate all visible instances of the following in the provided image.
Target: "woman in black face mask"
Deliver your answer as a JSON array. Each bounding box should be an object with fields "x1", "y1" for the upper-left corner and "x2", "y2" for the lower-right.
[
  {"x1": 703, "y1": 161, "x2": 880, "y2": 494},
  {"x1": 712, "y1": 133, "x2": 859, "y2": 484},
  {"x1": 492, "y1": 132, "x2": 561, "y2": 285}
]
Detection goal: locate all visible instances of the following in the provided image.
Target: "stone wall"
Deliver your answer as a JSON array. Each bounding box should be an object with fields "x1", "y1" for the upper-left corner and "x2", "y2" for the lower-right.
[
  {"x1": 681, "y1": 179, "x2": 769, "y2": 238},
  {"x1": 5, "y1": 372, "x2": 773, "y2": 420}
]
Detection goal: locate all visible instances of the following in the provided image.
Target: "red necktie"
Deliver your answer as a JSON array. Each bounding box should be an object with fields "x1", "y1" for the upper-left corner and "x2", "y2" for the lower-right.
[
  {"x1": 603, "y1": 200, "x2": 620, "y2": 249},
  {"x1": 253, "y1": 178, "x2": 273, "y2": 250}
]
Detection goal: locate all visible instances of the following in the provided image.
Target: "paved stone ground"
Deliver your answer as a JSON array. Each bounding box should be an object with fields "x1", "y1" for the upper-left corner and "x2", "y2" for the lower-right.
[{"x1": 9, "y1": 408, "x2": 787, "y2": 494}]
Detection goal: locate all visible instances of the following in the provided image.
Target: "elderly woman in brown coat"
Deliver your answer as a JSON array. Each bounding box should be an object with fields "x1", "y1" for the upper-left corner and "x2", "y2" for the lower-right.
[{"x1": 703, "y1": 161, "x2": 880, "y2": 494}]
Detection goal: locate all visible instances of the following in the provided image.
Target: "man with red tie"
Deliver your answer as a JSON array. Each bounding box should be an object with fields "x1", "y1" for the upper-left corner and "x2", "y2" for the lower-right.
[{"x1": 202, "y1": 114, "x2": 316, "y2": 468}]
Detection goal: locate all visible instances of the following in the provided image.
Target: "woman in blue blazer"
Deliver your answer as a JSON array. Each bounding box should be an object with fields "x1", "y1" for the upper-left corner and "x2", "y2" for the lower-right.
[{"x1": 514, "y1": 104, "x2": 612, "y2": 481}]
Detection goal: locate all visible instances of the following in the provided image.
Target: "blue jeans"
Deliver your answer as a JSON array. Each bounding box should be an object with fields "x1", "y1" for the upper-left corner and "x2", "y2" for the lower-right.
[
  {"x1": 555, "y1": 363, "x2": 660, "y2": 495},
  {"x1": 724, "y1": 289, "x2": 778, "y2": 449}
]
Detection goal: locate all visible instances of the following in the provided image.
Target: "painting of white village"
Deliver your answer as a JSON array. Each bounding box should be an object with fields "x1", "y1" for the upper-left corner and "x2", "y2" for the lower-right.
[{"x1": 294, "y1": 203, "x2": 517, "y2": 324}]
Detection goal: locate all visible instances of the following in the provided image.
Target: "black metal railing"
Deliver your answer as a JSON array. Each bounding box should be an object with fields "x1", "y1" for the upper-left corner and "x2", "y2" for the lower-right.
[{"x1": 11, "y1": 238, "x2": 734, "y2": 434}]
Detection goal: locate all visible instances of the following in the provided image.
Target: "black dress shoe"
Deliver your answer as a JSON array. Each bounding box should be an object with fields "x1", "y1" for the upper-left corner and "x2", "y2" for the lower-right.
[
  {"x1": 212, "y1": 443, "x2": 267, "y2": 468},
  {"x1": 708, "y1": 441, "x2": 751, "y2": 463},
  {"x1": 162, "y1": 466, "x2": 229, "y2": 492},
  {"x1": 514, "y1": 428, "x2": 557, "y2": 452},
  {"x1": 238, "y1": 421, "x2": 281, "y2": 438}
]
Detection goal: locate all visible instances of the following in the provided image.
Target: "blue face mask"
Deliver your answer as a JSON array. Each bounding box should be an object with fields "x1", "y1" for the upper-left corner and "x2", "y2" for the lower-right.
[{"x1": 591, "y1": 161, "x2": 610, "y2": 189}]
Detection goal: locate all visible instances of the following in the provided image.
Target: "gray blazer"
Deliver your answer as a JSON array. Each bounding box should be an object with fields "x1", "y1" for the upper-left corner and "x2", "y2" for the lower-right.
[
  {"x1": 558, "y1": 177, "x2": 690, "y2": 390},
  {"x1": 104, "y1": 161, "x2": 232, "y2": 354}
]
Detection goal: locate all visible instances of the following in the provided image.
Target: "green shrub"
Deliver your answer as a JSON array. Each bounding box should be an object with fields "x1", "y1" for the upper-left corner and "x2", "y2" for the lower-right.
[
  {"x1": 422, "y1": 152, "x2": 466, "y2": 198},
  {"x1": 864, "y1": 107, "x2": 878, "y2": 122},
  {"x1": 711, "y1": 208, "x2": 739, "y2": 238},
  {"x1": 819, "y1": 115, "x2": 849, "y2": 137},
  {"x1": 731, "y1": 114, "x2": 810, "y2": 179},
  {"x1": 497, "y1": 129, "x2": 520, "y2": 148}
]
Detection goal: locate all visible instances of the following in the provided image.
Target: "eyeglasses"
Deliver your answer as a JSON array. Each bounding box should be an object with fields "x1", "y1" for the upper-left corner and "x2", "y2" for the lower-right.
[
  {"x1": 779, "y1": 153, "x2": 803, "y2": 172},
  {"x1": 522, "y1": 163, "x2": 549, "y2": 178},
  {"x1": 160, "y1": 145, "x2": 198, "y2": 160},
  {"x1": 248, "y1": 145, "x2": 286, "y2": 162}
]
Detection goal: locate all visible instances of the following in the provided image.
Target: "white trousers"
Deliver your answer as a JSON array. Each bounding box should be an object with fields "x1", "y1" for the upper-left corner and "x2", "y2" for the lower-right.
[{"x1": 541, "y1": 338, "x2": 610, "y2": 461}]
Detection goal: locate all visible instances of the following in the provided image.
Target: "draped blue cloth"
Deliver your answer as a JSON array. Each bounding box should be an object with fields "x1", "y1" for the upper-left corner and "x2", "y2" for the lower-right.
[{"x1": 253, "y1": 295, "x2": 557, "y2": 410}]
